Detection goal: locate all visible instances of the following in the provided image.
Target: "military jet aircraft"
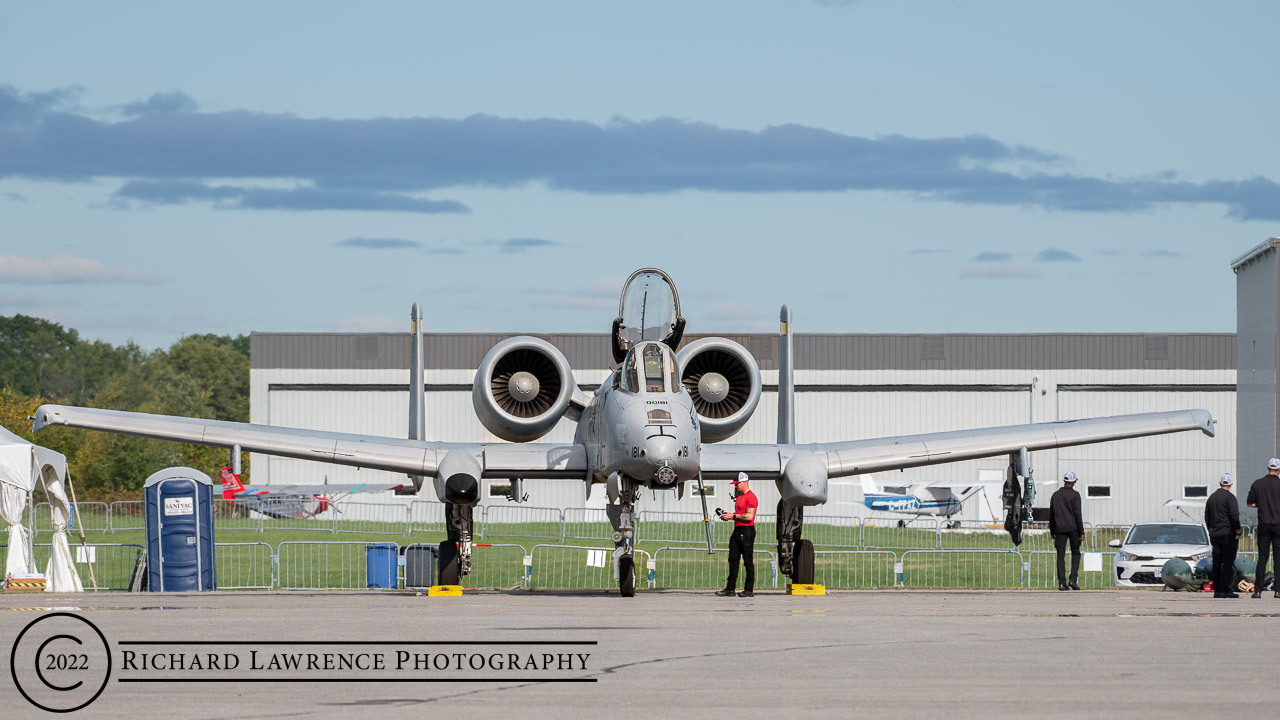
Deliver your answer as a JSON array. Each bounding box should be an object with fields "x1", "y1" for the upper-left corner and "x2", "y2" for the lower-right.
[{"x1": 31, "y1": 268, "x2": 1216, "y2": 596}]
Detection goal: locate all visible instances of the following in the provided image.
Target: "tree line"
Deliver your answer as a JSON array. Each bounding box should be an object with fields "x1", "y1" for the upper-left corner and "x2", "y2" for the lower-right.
[{"x1": 0, "y1": 314, "x2": 250, "y2": 500}]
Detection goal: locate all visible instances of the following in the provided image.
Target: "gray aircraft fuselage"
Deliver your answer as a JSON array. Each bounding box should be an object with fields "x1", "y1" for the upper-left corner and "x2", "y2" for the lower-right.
[{"x1": 576, "y1": 340, "x2": 702, "y2": 488}]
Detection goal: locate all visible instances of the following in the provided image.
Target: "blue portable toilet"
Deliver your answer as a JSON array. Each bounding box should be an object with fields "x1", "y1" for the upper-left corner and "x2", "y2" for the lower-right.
[{"x1": 144, "y1": 467, "x2": 215, "y2": 591}]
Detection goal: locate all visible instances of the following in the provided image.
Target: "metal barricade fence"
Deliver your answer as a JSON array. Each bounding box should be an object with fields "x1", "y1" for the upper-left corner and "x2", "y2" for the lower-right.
[
  {"x1": 529, "y1": 544, "x2": 655, "y2": 590},
  {"x1": 216, "y1": 542, "x2": 275, "y2": 590},
  {"x1": 466, "y1": 543, "x2": 529, "y2": 590},
  {"x1": 860, "y1": 517, "x2": 941, "y2": 550},
  {"x1": 252, "y1": 497, "x2": 338, "y2": 533},
  {"x1": 803, "y1": 515, "x2": 863, "y2": 549},
  {"x1": 899, "y1": 549, "x2": 1024, "y2": 589},
  {"x1": 1024, "y1": 550, "x2": 1116, "y2": 589},
  {"x1": 409, "y1": 501, "x2": 446, "y2": 534},
  {"x1": 562, "y1": 508, "x2": 615, "y2": 542},
  {"x1": 814, "y1": 550, "x2": 898, "y2": 589},
  {"x1": 1087, "y1": 524, "x2": 1128, "y2": 553},
  {"x1": 32, "y1": 543, "x2": 143, "y2": 591},
  {"x1": 34, "y1": 502, "x2": 111, "y2": 534},
  {"x1": 1241, "y1": 526, "x2": 1257, "y2": 553},
  {"x1": 276, "y1": 541, "x2": 399, "y2": 590},
  {"x1": 641, "y1": 511, "x2": 720, "y2": 546},
  {"x1": 482, "y1": 505, "x2": 564, "y2": 541},
  {"x1": 936, "y1": 520, "x2": 1020, "y2": 551},
  {"x1": 653, "y1": 546, "x2": 778, "y2": 589},
  {"x1": 214, "y1": 498, "x2": 266, "y2": 532},
  {"x1": 331, "y1": 501, "x2": 410, "y2": 535},
  {"x1": 111, "y1": 500, "x2": 145, "y2": 532}
]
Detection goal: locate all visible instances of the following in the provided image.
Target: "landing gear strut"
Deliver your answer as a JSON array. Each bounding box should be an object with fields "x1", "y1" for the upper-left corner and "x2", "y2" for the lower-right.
[
  {"x1": 439, "y1": 501, "x2": 474, "y2": 586},
  {"x1": 607, "y1": 474, "x2": 638, "y2": 597},
  {"x1": 777, "y1": 500, "x2": 814, "y2": 585}
]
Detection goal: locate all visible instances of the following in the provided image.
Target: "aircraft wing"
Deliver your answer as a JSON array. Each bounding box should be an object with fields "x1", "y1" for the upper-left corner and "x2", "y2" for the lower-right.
[
  {"x1": 238, "y1": 483, "x2": 403, "y2": 497},
  {"x1": 700, "y1": 409, "x2": 1214, "y2": 480},
  {"x1": 31, "y1": 404, "x2": 588, "y2": 479},
  {"x1": 1164, "y1": 499, "x2": 1207, "y2": 508}
]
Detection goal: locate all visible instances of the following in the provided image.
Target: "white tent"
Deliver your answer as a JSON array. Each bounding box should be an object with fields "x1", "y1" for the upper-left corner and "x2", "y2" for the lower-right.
[{"x1": 0, "y1": 426, "x2": 81, "y2": 591}]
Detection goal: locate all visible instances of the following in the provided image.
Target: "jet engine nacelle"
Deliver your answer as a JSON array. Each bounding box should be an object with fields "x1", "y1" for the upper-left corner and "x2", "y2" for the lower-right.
[
  {"x1": 676, "y1": 337, "x2": 762, "y2": 443},
  {"x1": 472, "y1": 336, "x2": 575, "y2": 442}
]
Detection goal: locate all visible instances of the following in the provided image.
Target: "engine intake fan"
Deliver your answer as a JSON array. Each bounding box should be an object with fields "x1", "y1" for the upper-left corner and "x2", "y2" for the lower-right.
[
  {"x1": 473, "y1": 336, "x2": 575, "y2": 442},
  {"x1": 676, "y1": 337, "x2": 761, "y2": 443}
]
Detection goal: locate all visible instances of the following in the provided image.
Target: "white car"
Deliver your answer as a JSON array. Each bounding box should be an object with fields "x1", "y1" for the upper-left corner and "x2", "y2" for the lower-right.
[{"x1": 1109, "y1": 522, "x2": 1214, "y2": 587}]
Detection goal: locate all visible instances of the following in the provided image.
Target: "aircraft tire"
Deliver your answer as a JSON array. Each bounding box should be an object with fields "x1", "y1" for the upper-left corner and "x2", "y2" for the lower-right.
[
  {"x1": 793, "y1": 539, "x2": 815, "y2": 585},
  {"x1": 619, "y1": 556, "x2": 636, "y2": 597},
  {"x1": 438, "y1": 540, "x2": 461, "y2": 586}
]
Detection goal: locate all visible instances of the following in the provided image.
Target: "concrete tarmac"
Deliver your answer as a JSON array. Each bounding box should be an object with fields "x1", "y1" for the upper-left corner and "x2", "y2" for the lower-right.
[{"x1": 3, "y1": 589, "x2": 1279, "y2": 719}]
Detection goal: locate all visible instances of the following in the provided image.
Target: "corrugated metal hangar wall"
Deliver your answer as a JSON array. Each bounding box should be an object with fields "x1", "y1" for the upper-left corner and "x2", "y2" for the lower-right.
[{"x1": 249, "y1": 332, "x2": 1235, "y2": 526}]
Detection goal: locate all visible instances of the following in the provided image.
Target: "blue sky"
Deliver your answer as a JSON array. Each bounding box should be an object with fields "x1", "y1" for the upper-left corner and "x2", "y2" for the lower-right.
[{"x1": 1, "y1": 2, "x2": 1276, "y2": 349}]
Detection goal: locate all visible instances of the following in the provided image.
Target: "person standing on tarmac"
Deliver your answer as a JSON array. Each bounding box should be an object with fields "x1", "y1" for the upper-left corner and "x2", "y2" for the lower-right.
[
  {"x1": 1050, "y1": 472, "x2": 1085, "y2": 591},
  {"x1": 1247, "y1": 458, "x2": 1280, "y2": 598},
  {"x1": 716, "y1": 472, "x2": 758, "y2": 598},
  {"x1": 1206, "y1": 473, "x2": 1241, "y2": 599}
]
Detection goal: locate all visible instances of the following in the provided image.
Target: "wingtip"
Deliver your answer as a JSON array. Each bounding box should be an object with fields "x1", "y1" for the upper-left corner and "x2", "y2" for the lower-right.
[
  {"x1": 31, "y1": 404, "x2": 59, "y2": 433},
  {"x1": 1190, "y1": 409, "x2": 1216, "y2": 437}
]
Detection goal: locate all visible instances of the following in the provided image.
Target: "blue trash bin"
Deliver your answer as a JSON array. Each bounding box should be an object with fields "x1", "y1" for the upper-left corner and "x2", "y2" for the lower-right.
[{"x1": 366, "y1": 544, "x2": 398, "y2": 589}]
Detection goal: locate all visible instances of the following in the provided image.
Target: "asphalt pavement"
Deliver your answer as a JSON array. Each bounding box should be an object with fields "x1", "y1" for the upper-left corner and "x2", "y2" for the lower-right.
[{"x1": 3, "y1": 588, "x2": 1277, "y2": 718}]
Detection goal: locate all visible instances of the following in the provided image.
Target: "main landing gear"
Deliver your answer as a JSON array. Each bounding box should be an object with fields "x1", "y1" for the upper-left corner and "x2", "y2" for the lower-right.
[
  {"x1": 778, "y1": 500, "x2": 815, "y2": 585},
  {"x1": 607, "y1": 474, "x2": 638, "y2": 597},
  {"x1": 438, "y1": 502, "x2": 475, "y2": 586}
]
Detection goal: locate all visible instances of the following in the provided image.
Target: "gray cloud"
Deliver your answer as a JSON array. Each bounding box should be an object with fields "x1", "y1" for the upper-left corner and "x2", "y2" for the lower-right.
[
  {"x1": 909, "y1": 248, "x2": 952, "y2": 255},
  {"x1": 114, "y1": 180, "x2": 468, "y2": 214},
  {"x1": 121, "y1": 91, "x2": 198, "y2": 117},
  {"x1": 1139, "y1": 249, "x2": 1182, "y2": 258},
  {"x1": 1, "y1": 192, "x2": 24, "y2": 202},
  {"x1": 1, "y1": 83, "x2": 1277, "y2": 219},
  {"x1": 337, "y1": 237, "x2": 423, "y2": 249},
  {"x1": 973, "y1": 251, "x2": 1011, "y2": 262},
  {"x1": 1035, "y1": 247, "x2": 1082, "y2": 262}
]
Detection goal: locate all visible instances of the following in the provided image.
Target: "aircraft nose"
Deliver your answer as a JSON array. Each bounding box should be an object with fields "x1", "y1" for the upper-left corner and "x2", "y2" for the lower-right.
[{"x1": 648, "y1": 435, "x2": 679, "y2": 465}]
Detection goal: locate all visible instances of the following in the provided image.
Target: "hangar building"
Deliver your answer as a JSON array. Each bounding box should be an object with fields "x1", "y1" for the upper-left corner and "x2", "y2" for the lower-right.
[{"x1": 250, "y1": 331, "x2": 1234, "y2": 526}]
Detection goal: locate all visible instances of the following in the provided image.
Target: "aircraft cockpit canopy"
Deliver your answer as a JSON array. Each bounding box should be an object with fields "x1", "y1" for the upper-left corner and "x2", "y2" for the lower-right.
[
  {"x1": 620, "y1": 342, "x2": 679, "y2": 394},
  {"x1": 612, "y1": 268, "x2": 685, "y2": 363}
]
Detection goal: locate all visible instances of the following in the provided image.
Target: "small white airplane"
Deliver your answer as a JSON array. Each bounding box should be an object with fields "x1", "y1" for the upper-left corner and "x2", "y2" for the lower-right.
[
  {"x1": 855, "y1": 474, "x2": 1058, "y2": 525},
  {"x1": 1164, "y1": 498, "x2": 1206, "y2": 522}
]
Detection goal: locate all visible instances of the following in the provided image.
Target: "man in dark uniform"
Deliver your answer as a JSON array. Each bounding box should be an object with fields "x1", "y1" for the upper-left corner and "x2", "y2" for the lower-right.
[
  {"x1": 1247, "y1": 458, "x2": 1280, "y2": 598},
  {"x1": 716, "y1": 472, "x2": 758, "y2": 598},
  {"x1": 1049, "y1": 472, "x2": 1085, "y2": 591},
  {"x1": 1206, "y1": 473, "x2": 1241, "y2": 598}
]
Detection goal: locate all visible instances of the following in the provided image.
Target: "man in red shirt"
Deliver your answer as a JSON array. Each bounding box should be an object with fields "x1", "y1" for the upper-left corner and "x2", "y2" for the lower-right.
[{"x1": 716, "y1": 472, "x2": 758, "y2": 598}]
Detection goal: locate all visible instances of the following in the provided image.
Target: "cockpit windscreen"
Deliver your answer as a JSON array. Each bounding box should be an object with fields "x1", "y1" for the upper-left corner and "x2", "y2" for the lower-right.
[{"x1": 618, "y1": 272, "x2": 679, "y2": 347}]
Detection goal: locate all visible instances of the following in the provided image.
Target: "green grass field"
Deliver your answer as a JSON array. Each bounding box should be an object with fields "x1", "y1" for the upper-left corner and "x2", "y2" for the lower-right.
[{"x1": 17, "y1": 517, "x2": 1156, "y2": 592}]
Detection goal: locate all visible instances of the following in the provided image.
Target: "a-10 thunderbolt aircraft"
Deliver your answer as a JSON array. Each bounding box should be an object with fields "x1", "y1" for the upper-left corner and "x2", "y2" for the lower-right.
[{"x1": 32, "y1": 268, "x2": 1216, "y2": 596}]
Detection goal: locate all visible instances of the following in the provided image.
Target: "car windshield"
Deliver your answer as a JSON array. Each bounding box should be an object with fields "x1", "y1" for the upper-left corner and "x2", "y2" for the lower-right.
[{"x1": 1126, "y1": 524, "x2": 1208, "y2": 545}]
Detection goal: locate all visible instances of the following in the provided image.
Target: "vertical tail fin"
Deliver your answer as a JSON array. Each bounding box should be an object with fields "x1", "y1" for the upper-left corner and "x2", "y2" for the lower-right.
[
  {"x1": 860, "y1": 474, "x2": 879, "y2": 496},
  {"x1": 778, "y1": 305, "x2": 795, "y2": 444},
  {"x1": 404, "y1": 301, "x2": 426, "y2": 495},
  {"x1": 220, "y1": 467, "x2": 245, "y2": 501}
]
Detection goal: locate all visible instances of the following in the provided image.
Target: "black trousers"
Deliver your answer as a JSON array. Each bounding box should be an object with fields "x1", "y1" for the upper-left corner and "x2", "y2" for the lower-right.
[
  {"x1": 1211, "y1": 535, "x2": 1238, "y2": 594},
  {"x1": 1257, "y1": 524, "x2": 1280, "y2": 588},
  {"x1": 1053, "y1": 533, "x2": 1082, "y2": 587},
  {"x1": 725, "y1": 525, "x2": 756, "y2": 592}
]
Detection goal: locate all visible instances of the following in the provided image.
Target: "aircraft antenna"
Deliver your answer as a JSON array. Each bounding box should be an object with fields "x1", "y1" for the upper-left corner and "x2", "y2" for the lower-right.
[{"x1": 640, "y1": 288, "x2": 648, "y2": 341}]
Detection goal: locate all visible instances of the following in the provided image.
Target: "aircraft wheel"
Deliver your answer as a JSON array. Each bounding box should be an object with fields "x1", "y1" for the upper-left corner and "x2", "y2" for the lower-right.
[
  {"x1": 792, "y1": 539, "x2": 815, "y2": 585},
  {"x1": 438, "y1": 540, "x2": 461, "y2": 586},
  {"x1": 619, "y1": 556, "x2": 636, "y2": 597}
]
